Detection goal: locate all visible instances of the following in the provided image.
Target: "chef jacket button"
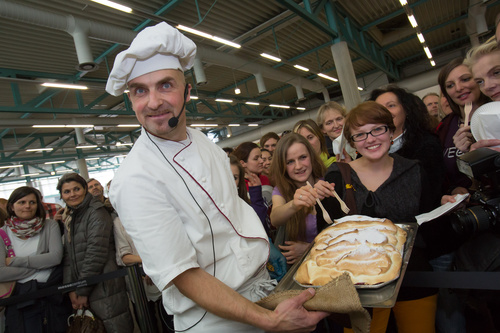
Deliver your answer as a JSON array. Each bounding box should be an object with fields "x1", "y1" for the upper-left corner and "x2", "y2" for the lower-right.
[
  {"x1": 179, "y1": 157, "x2": 184, "y2": 161},
  {"x1": 220, "y1": 203, "x2": 224, "y2": 208},
  {"x1": 238, "y1": 228, "x2": 242, "y2": 233},
  {"x1": 201, "y1": 177, "x2": 207, "y2": 182}
]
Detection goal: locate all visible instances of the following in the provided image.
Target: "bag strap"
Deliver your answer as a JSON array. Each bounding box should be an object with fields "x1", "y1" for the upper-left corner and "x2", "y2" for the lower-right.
[
  {"x1": 336, "y1": 162, "x2": 358, "y2": 215},
  {"x1": 0, "y1": 229, "x2": 16, "y2": 258}
]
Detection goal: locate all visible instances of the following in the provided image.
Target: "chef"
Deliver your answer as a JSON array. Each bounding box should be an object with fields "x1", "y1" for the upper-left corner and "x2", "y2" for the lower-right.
[{"x1": 106, "y1": 22, "x2": 327, "y2": 332}]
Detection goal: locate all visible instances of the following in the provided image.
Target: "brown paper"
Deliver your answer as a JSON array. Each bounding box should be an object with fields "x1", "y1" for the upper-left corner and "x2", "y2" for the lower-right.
[{"x1": 256, "y1": 272, "x2": 371, "y2": 333}]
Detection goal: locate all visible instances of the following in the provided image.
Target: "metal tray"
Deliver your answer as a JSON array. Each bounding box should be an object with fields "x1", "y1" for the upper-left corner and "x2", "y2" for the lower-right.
[{"x1": 274, "y1": 223, "x2": 418, "y2": 308}]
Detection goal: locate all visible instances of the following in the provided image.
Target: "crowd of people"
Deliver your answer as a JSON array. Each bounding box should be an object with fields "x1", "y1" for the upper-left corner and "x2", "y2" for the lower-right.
[{"x1": 1, "y1": 17, "x2": 500, "y2": 333}]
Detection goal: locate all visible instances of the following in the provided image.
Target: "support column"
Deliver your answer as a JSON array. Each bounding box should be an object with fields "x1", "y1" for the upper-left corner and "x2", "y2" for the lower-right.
[
  {"x1": 331, "y1": 41, "x2": 361, "y2": 111},
  {"x1": 75, "y1": 127, "x2": 89, "y2": 179}
]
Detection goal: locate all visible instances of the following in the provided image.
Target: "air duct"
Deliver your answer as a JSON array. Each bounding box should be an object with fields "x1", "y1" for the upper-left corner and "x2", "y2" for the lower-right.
[
  {"x1": 254, "y1": 72, "x2": 268, "y2": 95},
  {"x1": 193, "y1": 57, "x2": 207, "y2": 86},
  {"x1": 67, "y1": 16, "x2": 98, "y2": 72}
]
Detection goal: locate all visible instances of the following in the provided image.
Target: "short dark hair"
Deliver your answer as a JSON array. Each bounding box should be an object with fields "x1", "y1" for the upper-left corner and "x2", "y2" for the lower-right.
[
  {"x1": 87, "y1": 178, "x2": 100, "y2": 184},
  {"x1": 233, "y1": 142, "x2": 260, "y2": 163},
  {"x1": 57, "y1": 173, "x2": 88, "y2": 195},
  {"x1": 7, "y1": 186, "x2": 46, "y2": 220},
  {"x1": 259, "y1": 132, "x2": 280, "y2": 148}
]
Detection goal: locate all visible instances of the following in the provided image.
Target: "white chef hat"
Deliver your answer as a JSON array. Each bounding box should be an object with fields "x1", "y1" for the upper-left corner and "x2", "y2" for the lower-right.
[{"x1": 106, "y1": 22, "x2": 197, "y2": 96}]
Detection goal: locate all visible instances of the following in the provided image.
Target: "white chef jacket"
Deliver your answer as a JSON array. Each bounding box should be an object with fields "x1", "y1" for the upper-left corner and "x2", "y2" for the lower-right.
[{"x1": 110, "y1": 128, "x2": 272, "y2": 332}]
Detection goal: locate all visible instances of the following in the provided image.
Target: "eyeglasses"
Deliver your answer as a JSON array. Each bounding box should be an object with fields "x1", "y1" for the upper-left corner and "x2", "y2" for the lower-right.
[{"x1": 350, "y1": 125, "x2": 389, "y2": 142}]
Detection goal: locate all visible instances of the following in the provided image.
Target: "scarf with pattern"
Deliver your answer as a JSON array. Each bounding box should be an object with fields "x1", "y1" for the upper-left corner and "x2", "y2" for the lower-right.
[{"x1": 5, "y1": 216, "x2": 44, "y2": 239}]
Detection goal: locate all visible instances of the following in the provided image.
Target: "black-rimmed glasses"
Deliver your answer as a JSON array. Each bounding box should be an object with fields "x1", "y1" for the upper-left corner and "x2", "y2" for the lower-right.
[{"x1": 350, "y1": 125, "x2": 389, "y2": 142}]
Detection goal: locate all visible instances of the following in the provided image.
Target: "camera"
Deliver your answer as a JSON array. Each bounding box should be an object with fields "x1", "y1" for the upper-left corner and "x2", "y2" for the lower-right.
[{"x1": 451, "y1": 148, "x2": 500, "y2": 238}]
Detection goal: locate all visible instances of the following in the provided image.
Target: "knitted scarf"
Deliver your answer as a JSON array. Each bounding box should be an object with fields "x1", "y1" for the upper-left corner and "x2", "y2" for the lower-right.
[{"x1": 5, "y1": 216, "x2": 44, "y2": 239}]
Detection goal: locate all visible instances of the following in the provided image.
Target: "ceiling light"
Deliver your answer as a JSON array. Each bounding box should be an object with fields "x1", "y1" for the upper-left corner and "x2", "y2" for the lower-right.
[
  {"x1": 417, "y1": 33, "x2": 425, "y2": 43},
  {"x1": 177, "y1": 25, "x2": 241, "y2": 48},
  {"x1": 33, "y1": 125, "x2": 66, "y2": 128},
  {"x1": 318, "y1": 73, "x2": 339, "y2": 82},
  {"x1": 248, "y1": 124, "x2": 259, "y2": 127},
  {"x1": 23, "y1": 173, "x2": 40, "y2": 177},
  {"x1": 91, "y1": 0, "x2": 132, "y2": 13},
  {"x1": 44, "y1": 161, "x2": 65, "y2": 164},
  {"x1": 85, "y1": 157, "x2": 100, "y2": 161},
  {"x1": 190, "y1": 124, "x2": 218, "y2": 127},
  {"x1": 228, "y1": 124, "x2": 240, "y2": 127},
  {"x1": 115, "y1": 155, "x2": 128, "y2": 158},
  {"x1": 424, "y1": 46, "x2": 432, "y2": 59},
  {"x1": 245, "y1": 101, "x2": 260, "y2": 105},
  {"x1": 66, "y1": 124, "x2": 94, "y2": 128},
  {"x1": 26, "y1": 148, "x2": 53, "y2": 152},
  {"x1": 234, "y1": 88, "x2": 241, "y2": 94},
  {"x1": 430, "y1": 60, "x2": 436, "y2": 67},
  {"x1": 408, "y1": 15, "x2": 418, "y2": 28},
  {"x1": 116, "y1": 142, "x2": 133, "y2": 146},
  {"x1": 56, "y1": 169, "x2": 73, "y2": 173},
  {"x1": 0, "y1": 164, "x2": 22, "y2": 169},
  {"x1": 190, "y1": 95, "x2": 199, "y2": 100},
  {"x1": 41, "y1": 82, "x2": 88, "y2": 90},
  {"x1": 270, "y1": 104, "x2": 290, "y2": 109},
  {"x1": 76, "y1": 145, "x2": 98, "y2": 149},
  {"x1": 260, "y1": 53, "x2": 281, "y2": 62},
  {"x1": 297, "y1": 107, "x2": 306, "y2": 110},
  {"x1": 215, "y1": 98, "x2": 233, "y2": 103},
  {"x1": 294, "y1": 65, "x2": 309, "y2": 72},
  {"x1": 117, "y1": 124, "x2": 141, "y2": 127},
  {"x1": 358, "y1": 87, "x2": 364, "y2": 91},
  {"x1": 399, "y1": 0, "x2": 407, "y2": 5}
]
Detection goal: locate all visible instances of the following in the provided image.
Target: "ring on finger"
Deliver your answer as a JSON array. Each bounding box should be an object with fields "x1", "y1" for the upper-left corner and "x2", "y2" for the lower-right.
[{"x1": 299, "y1": 194, "x2": 303, "y2": 200}]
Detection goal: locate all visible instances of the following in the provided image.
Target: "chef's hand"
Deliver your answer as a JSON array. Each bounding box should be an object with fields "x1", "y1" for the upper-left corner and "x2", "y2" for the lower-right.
[
  {"x1": 293, "y1": 186, "x2": 318, "y2": 209},
  {"x1": 453, "y1": 125, "x2": 473, "y2": 153},
  {"x1": 279, "y1": 241, "x2": 310, "y2": 264},
  {"x1": 269, "y1": 288, "x2": 329, "y2": 332},
  {"x1": 247, "y1": 172, "x2": 262, "y2": 187}
]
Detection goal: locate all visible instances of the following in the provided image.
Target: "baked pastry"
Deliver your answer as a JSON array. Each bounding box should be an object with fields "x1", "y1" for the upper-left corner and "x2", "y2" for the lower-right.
[{"x1": 295, "y1": 215, "x2": 407, "y2": 286}]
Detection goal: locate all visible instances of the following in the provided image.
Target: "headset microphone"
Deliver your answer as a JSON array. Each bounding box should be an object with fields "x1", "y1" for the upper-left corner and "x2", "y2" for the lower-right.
[{"x1": 168, "y1": 83, "x2": 190, "y2": 128}]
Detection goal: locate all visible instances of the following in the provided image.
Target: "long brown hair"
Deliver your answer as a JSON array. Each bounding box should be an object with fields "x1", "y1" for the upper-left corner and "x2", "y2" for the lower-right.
[
  {"x1": 292, "y1": 119, "x2": 328, "y2": 156},
  {"x1": 270, "y1": 133, "x2": 325, "y2": 241},
  {"x1": 229, "y1": 154, "x2": 250, "y2": 204}
]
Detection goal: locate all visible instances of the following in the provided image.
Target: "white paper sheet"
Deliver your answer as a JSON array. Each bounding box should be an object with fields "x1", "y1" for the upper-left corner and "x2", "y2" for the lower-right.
[{"x1": 415, "y1": 193, "x2": 469, "y2": 225}]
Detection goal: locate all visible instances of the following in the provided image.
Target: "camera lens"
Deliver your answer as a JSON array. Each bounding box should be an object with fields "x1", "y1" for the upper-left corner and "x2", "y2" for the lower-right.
[{"x1": 450, "y1": 206, "x2": 496, "y2": 236}]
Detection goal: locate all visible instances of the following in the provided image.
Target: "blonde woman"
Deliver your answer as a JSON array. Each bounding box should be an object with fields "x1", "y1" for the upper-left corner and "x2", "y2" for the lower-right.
[{"x1": 293, "y1": 119, "x2": 336, "y2": 168}]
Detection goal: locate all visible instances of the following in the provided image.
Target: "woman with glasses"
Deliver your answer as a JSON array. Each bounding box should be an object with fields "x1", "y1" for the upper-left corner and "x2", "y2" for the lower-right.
[{"x1": 320, "y1": 102, "x2": 438, "y2": 333}]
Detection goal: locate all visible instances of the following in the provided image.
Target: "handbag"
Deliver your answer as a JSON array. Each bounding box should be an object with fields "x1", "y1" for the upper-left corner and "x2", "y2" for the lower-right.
[
  {"x1": 67, "y1": 307, "x2": 107, "y2": 333},
  {"x1": 0, "y1": 228, "x2": 16, "y2": 311}
]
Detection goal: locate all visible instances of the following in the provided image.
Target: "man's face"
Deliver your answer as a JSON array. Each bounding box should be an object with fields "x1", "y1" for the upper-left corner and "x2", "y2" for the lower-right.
[
  {"x1": 127, "y1": 69, "x2": 190, "y2": 141},
  {"x1": 423, "y1": 95, "x2": 440, "y2": 117},
  {"x1": 87, "y1": 180, "x2": 104, "y2": 199}
]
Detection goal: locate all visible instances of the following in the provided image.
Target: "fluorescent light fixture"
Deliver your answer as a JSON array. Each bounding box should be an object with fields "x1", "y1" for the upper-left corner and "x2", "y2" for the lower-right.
[
  {"x1": 87, "y1": 166, "x2": 100, "y2": 170},
  {"x1": 117, "y1": 124, "x2": 141, "y2": 127},
  {"x1": 76, "y1": 145, "x2": 98, "y2": 149},
  {"x1": 417, "y1": 33, "x2": 425, "y2": 43},
  {"x1": 260, "y1": 53, "x2": 281, "y2": 62},
  {"x1": 358, "y1": 87, "x2": 364, "y2": 91},
  {"x1": 115, "y1": 155, "x2": 128, "y2": 158},
  {"x1": 248, "y1": 124, "x2": 259, "y2": 127},
  {"x1": 26, "y1": 148, "x2": 53, "y2": 152},
  {"x1": 212, "y1": 36, "x2": 241, "y2": 48},
  {"x1": 176, "y1": 25, "x2": 241, "y2": 48},
  {"x1": 424, "y1": 46, "x2": 432, "y2": 59},
  {"x1": 57, "y1": 169, "x2": 73, "y2": 173},
  {"x1": 408, "y1": 15, "x2": 418, "y2": 28},
  {"x1": 190, "y1": 124, "x2": 218, "y2": 127},
  {"x1": 297, "y1": 107, "x2": 306, "y2": 110},
  {"x1": 66, "y1": 124, "x2": 94, "y2": 128},
  {"x1": 116, "y1": 142, "x2": 133, "y2": 146},
  {"x1": 23, "y1": 173, "x2": 40, "y2": 177},
  {"x1": 190, "y1": 95, "x2": 199, "y2": 100},
  {"x1": 91, "y1": 0, "x2": 132, "y2": 13},
  {"x1": 228, "y1": 124, "x2": 240, "y2": 127},
  {"x1": 33, "y1": 125, "x2": 65, "y2": 128},
  {"x1": 124, "y1": 89, "x2": 130, "y2": 93},
  {"x1": 270, "y1": 104, "x2": 290, "y2": 109},
  {"x1": 234, "y1": 88, "x2": 241, "y2": 94},
  {"x1": 50, "y1": 171, "x2": 56, "y2": 175},
  {"x1": 245, "y1": 101, "x2": 260, "y2": 105},
  {"x1": 0, "y1": 165, "x2": 22, "y2": 169},
  {"x1": 318, "y1": 73, "x2": 339, "y2": 82},
  {"x1": 399, "y1": 0, "x2": 407, "y2": 5},
  {"x1": 85, "y1": 157, "x2": 100, "y2": 161},
  {"x1": 42, "y1": 82, "x2": 88, "y2": 90},
  {"x1": 215, "y1": 98, "x2": 233, "y2": 103},
  {"x1": 294, "y1": 64, "x2": 309, "y2": 72},
  {"x1": 44, "y1": 161, "x2": 65, "y2": 164},
  {"x1": 430, "y1": 60, "x2": 436, "y2": 67}
]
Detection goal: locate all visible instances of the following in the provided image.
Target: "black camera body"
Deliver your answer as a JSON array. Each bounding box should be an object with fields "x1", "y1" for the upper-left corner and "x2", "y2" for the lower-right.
[{"x1": 452, "y1": 148, "x2": 500, "y2": 238}]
